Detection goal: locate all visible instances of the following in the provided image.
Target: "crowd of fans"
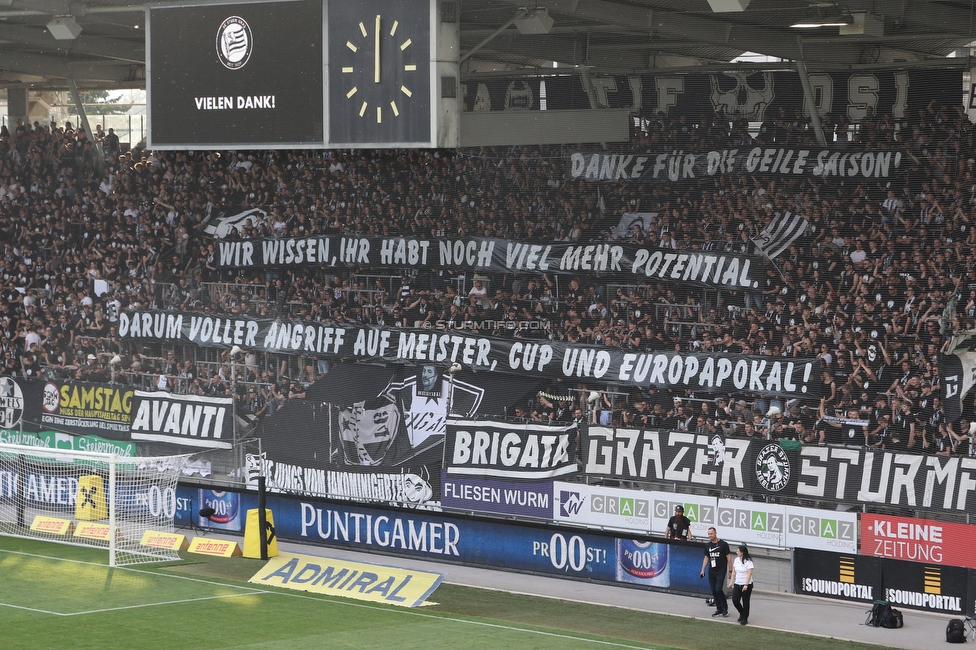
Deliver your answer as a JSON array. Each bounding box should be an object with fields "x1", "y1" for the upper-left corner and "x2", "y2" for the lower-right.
[{"x1": 0, "y1": 99, "x2": 974, "y2": 451}]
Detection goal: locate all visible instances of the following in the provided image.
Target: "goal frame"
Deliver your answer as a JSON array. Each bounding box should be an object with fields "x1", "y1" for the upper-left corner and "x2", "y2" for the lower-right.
[{"x1": 0, "y1": 442, "x2": 190, "y2": 567}]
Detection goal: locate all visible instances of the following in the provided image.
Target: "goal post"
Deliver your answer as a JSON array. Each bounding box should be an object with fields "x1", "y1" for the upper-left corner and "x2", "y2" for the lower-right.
[{"x1": 0, "y1": 442, "x2": 191, "y2": 567}]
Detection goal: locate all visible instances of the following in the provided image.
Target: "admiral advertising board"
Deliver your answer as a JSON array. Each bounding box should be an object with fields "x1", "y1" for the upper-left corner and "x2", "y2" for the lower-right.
[{"x1": 552, "y1": 482, "x2": 856, "y2": 552}]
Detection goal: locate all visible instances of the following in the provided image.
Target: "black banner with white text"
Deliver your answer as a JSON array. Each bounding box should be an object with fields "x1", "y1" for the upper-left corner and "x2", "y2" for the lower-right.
[
  {"x1": 584, "y1": 426, "x2": 976, "y2": 516},
  {"x1": 116, "y1": 310, "x2": 820, "y2": 398},
  {"x1": 446, "y1": 420, "x2": 579, "y2": 480},
  {"x1": 570, "y1": 147, "x2": 904, "y2": 183},
  {"x1": 216, "y1": 236, "x2": 765, "y2": 289}
]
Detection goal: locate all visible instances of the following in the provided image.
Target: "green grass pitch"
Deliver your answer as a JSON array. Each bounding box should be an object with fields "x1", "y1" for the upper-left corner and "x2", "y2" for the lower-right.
[{"x1": 0, "y1": 536, "x2": 889, "y2": 650}]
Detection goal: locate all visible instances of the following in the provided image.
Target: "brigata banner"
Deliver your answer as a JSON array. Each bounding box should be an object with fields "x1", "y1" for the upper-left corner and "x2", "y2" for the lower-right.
[
  {"x1": 130, "y1": 391, "x2": 233, "y2": 450},
  {"x1": 216, "y1": 236, "x2": 764, "y2": 289},
  {"x1": 861, "y1": 514, "x2": 976, "y2": 569},
  {"x1": 570, "y1": 147, "x2": 904, "y2": 183},
  {"x1": 117, "y1": 310, "x2": 820, "y2": 398},
  {"x1": 445, "y1": 420, "x2": 578, "y2": 480}
]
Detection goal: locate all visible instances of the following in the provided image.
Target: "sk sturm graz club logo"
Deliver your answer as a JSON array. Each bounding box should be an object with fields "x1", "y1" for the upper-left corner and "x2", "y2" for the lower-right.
[
  {"x1": 755, "y1": 443, "x2": 791, "y2": 492},
  {"x1": 216, "y1": 16, "x2": 252, "y2": 70},
  {"x1": 0, "y1": 377, "x2": 24, "y2": 428}
]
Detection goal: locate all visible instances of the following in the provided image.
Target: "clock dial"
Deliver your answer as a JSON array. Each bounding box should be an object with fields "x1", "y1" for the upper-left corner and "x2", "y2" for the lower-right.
[{"x1": 329, "y1": 0, "x2": 431, "y2": 145}]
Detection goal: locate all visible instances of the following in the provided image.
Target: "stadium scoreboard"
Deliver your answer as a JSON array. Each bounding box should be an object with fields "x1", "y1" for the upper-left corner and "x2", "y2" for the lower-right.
[{"x1": 146, "y1": 0, "x2": 459, "y2": 149}]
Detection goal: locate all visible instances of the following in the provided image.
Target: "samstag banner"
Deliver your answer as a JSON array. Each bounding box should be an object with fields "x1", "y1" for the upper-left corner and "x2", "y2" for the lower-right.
[
  {"x1": 445, "y1": 420, "x2": 579, "y2": 480},
  {"x1": 16, "y1": 379, "x2": 133, "y2": 437},
  {"x1": 216, "y1": 236, "x2": 764, "y2": 290},
  {"x1": 129, "y1": 391, "x2": 233, "y2": 449},
  {"x1": 117, "y1": 310, "x2": 820, "y2": 398}
]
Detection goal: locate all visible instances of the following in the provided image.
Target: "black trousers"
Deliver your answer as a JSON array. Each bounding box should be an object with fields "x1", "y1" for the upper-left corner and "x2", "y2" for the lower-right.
[
  {"x1": 708, "y1": 570, "x2": 728, "y2": 613},
  {"x1": 732, "y1": 583, "x2": 753, "y2": 621}
]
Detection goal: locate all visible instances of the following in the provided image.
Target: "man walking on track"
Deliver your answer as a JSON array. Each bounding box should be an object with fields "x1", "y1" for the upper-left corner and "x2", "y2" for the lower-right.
[{"x1": 700, "y1": 527, "x2": 732, "y2": 617}]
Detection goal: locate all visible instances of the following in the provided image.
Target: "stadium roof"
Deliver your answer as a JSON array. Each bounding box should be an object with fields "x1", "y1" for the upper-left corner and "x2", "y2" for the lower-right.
[{"x1": 0, "y1": 0, "x2": 971, "y2": 90}]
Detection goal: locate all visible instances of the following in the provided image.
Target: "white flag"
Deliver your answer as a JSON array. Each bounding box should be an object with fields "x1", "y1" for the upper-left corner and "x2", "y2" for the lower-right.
[{"x1": 751, "y1": 211, "x2": 808, "y2": 259}]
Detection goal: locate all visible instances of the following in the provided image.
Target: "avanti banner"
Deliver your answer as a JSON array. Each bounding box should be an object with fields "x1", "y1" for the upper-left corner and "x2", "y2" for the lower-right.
[{"x1": 117, "y1": 310, "x2": 821, "y2": 398}]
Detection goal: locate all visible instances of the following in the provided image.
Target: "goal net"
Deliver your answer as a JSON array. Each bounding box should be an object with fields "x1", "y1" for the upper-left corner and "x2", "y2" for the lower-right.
[{"x1": 0, "y1": 442, "x2": 191, "y2": 567}]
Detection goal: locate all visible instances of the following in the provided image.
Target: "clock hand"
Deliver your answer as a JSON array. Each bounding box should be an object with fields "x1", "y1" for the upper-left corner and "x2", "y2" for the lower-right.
[{"x1": 374, "y1": 14, "x2": 381, "y2": 84}]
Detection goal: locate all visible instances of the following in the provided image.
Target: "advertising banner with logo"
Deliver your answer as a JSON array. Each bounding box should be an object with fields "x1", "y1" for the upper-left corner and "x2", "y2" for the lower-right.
[
  {"x1": 147, "y1": 0, "x2": 324, "y2": 147},
  {"x1": 445, "y1": 420, "x2": 578, "y2": 481},
  {"x1": 553, "y1": 481, "x2": 716, "y2": 540},
  {"x1": 117, "y1": 310, "x2": 821, "y2": 399},
  {"x1": 715, "y1": 500, "x2": 857, "y2": 552},
  {"x1": 13, "y1": 379, "x2": 133, "y2": 438},
  {"x1": 794, "y1": 548, "x2": 882, "y2": 605},
  {"x1": 215, "y1": 235, "x2": 765, "y2": 290},
  {"x1": 130, "y1": 391, "x2": 233, "y2": 450},
  {"x1": 882, "y1": 558, "x2": 968, "y2": 615},
  {"x1": 861, "y1": 514, "x2": 976, "y2": 569},
  {"x1": 0, "y1": 429, "x2": 136, "y2": 457},
  {"x1": 440, "y1": 474, "x2": 553, "y2": 520},
  {"x1": 552, "y1": 482, "x2": 856, "y2": 552},
  {"x1": 263, "y1": 493, "x2": 711, "y2": 596}
]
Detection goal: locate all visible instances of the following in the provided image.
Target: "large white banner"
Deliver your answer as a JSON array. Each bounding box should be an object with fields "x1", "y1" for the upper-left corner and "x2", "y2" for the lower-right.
[{"x1": 553, "y1": 482, "x2": 857, "y2": 552}]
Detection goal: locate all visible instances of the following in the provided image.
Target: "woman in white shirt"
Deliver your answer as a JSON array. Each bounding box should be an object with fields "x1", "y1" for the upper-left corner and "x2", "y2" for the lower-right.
[{"x1": 727, "y1": 545, "x2": 754, "y2": 625}]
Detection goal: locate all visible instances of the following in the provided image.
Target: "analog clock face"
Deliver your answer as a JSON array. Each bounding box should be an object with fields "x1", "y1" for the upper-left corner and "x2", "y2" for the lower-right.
[{"x1": 328, "y1": 0, "x2": 431, "y2": 145}]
